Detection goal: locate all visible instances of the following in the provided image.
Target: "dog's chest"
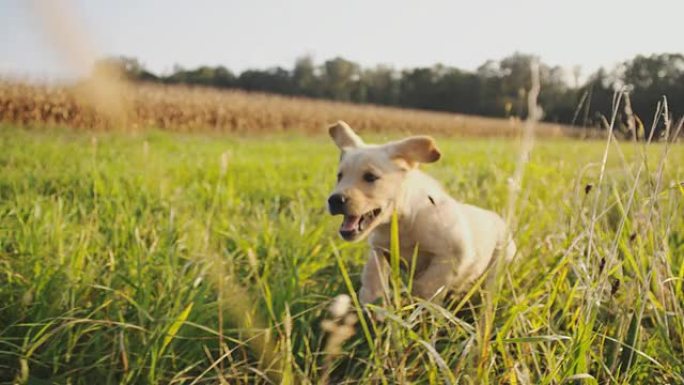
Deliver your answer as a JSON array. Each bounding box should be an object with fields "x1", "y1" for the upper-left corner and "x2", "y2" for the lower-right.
[{"x1": 369, "y1": 226, "x2": 434, "y2": 273}]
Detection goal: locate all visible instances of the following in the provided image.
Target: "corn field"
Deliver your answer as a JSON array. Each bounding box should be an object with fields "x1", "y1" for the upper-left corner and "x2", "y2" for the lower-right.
[{"x1": 0, "y1": 79, "x2": 575, "y2": 136}]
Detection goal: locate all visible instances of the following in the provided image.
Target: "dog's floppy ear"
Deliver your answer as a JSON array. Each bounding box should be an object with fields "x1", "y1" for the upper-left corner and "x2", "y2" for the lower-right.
[
  {"x1": 329, "y1": 121, "x2": 364, "y2": 149},
  {"x1": 387, "y1": 136, "x2": 441, "y2": 166}
]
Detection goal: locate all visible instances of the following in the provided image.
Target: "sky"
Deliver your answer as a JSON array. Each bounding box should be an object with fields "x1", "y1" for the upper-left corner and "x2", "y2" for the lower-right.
[{"x1": 1, "y1": 0, "x2": 683, "y2": 81}]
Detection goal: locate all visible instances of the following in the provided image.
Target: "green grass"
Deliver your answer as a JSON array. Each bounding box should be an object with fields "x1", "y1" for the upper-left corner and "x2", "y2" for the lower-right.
[{"x1": 0, "y1": 126, "x2": 683, "y2": 384}]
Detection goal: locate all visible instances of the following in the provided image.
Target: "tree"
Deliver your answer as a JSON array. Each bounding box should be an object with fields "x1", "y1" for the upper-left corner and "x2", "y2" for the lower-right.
[
  {"x1": 96, "y1": 52, "x2": 683, "y2": 134},
  {"x1": 237, "y1": 67, "x2": 293, "y2": 94},
  {"x1": 399, "y1": 67, "x2": 437, "y2": 110},
  {"x1": 321, "y1": 57, "x2": 361, "y2": 101},
  {"x1": 622, "y1": 53, "x2": 684, "y2": 136},
  {"x1": 293, "y1": 56, "x2": 321, "y2": 97},
  {"x1": 362, "y1": 65, "x2": 400, "y2": 106},
  {"x1": 165, "y1": 65, "x2": 236, "y2": 87},
  {"x1": 92, "y1": 56, "x2": 158, "y2": 81}
]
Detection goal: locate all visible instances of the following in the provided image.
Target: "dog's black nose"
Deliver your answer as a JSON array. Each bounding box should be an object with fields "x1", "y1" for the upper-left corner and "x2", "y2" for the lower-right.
[{"x1": 328, "y1": 193, "x2": 347, "y2": 215}]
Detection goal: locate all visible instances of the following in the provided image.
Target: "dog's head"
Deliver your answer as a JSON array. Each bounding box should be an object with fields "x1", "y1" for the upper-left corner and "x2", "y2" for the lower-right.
[{"x1": 327, "y1": 121, "x2": 441, "y2": 241}]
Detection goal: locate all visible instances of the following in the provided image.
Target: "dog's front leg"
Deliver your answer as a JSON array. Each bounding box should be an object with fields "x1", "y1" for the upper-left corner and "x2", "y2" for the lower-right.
[
  {"x1": 411, "y1": 258, "x2": 453, "y2": 300},
  {"x1": 359, "y1": 249, "x2": 389, "y2": 305}
]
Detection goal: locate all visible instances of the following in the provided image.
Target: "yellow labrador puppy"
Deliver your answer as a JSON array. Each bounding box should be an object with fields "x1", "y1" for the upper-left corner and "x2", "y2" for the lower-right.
[{"x1": 327, "y1": 121, "x2": 516, "y2": 304}]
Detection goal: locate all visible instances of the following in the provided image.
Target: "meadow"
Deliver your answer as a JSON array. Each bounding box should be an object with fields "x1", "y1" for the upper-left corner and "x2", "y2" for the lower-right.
[{"x1": 0, "y1": 124, "x2": 682, "y2": 384}]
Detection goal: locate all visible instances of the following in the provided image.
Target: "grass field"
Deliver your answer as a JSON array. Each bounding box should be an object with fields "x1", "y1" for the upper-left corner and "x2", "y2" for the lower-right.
[{"x1": 1, "y1": 126, "x2": 683, "y2": 384}]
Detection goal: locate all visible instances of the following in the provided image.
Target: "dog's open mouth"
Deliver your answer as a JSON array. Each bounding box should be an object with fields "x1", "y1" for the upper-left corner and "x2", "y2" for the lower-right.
[{"x1": 339, "y1": 208, "x2": 382, "y2": 240}]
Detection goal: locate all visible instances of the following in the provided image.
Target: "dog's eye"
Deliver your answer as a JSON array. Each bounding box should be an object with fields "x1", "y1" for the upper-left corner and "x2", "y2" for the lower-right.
[
  {"x1": 337, "y1": 172, "x2": 342, "y2": 182},
  {"x1": 363, "y1": 172, "x2": 379, "y2": 183}
]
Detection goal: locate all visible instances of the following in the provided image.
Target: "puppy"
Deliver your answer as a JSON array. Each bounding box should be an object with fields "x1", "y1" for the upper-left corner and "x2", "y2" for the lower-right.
[{"x1": 327, "y1": 121, "x2": 516, "y2": 304}]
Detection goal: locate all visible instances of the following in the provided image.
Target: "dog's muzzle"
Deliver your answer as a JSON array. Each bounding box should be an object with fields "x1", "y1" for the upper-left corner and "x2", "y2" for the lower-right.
[{"x1": 327, "y1": 193, "x2": 347, "y2": 215}]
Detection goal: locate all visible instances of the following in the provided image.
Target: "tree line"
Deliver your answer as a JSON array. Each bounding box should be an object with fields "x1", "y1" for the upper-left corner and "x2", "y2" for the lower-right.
[{"x1": 97, "y1": 52, "x2": 684, "y2": 136}]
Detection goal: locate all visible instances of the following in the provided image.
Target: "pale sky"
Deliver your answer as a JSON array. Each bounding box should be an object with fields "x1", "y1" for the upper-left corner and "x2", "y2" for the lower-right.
[{"x1": 1, "y1": 0, "x2": 682, "y2": 81}]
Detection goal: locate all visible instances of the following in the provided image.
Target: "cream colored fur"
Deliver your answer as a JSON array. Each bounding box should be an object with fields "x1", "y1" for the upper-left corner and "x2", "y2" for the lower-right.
[{"x1": 327, "y1": 121, "x2": 516, "y2": 304}]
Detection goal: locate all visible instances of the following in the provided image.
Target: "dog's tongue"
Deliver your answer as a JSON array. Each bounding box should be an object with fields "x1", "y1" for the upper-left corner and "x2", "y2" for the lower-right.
[{"x1": 340, "y1": 215, "x2": 361, "y2": 232}]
